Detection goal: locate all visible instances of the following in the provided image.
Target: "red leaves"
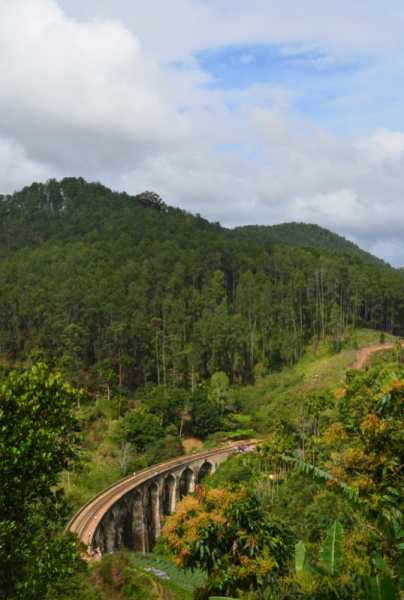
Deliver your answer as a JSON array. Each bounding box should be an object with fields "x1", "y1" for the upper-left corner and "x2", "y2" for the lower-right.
[
  {"x1": 248, "y1": 536, "x2": 259, "y2": 552},
  {"x1": 196, "y1": 483, "x2": 206, "y2": 501}
]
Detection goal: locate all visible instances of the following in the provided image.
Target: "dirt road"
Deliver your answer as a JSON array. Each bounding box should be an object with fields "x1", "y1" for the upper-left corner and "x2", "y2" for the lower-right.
[{"x1": 348, "y1": 343, "x2": 395, "y2": 371}]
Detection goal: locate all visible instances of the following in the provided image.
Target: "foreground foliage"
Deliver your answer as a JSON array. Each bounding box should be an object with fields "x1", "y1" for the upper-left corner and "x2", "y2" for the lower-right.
[
  {"x1": 51, "y1": 550, "x2": 192, "y2": 600},
  {"x1": 163, "y1": 486, "x2": 296, "y2": 598},
  {"x1": 0, "y1": 364, "x2": 83, "y2": 599},
  {"x1": 164, "y1": 364, "x2": 404, "y2": 599}
]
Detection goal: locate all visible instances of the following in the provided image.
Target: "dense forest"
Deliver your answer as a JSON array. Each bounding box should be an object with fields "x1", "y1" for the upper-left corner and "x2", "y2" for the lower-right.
[
  {"x1": 2, "y1": 178, "x2": 404, "y2": 600},
  {"x1": 0, "y1": 177, "x2": 403, "y2": 393},
  {"x1": 232, "y1": 222, "x2": 393, "y2": 270}
]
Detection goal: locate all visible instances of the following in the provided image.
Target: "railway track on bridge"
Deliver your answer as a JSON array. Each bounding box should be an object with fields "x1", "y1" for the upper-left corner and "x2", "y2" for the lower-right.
[{"x1": 68, "y1": 443, "x2": 258, "y2": 551}]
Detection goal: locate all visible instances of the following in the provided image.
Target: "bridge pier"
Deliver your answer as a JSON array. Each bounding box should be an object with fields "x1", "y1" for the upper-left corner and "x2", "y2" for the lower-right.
[
  {"x1": 106, "y1": 513, "x2": 116, "y2": 552},
  {"x1": 146, "y1": 483, "x2": 161, "y2": 547},
  {"x1": 133, "y1": 492, "x2": 146, "y2": 553}
]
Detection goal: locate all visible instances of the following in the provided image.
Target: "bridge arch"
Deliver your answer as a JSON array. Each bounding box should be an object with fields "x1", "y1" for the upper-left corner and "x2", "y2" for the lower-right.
[
  {"x1": 117, "y1": 500, "x2": 131, "y2": 549},
  {"x1": 198, "y1": 461, "x2": 214, "y2": 479},
  {"x1": 68, "y1": 444, "x2": 253, "y2": 555},
  {"x1": 162, "y1": 474, "x2": 176, "y2": 516},
  {"x1": 179, "y1": 467, "x2": 195, "y2": 498},
  {"x1": 133, "y1": 491, "x2": 146, "y2": 553},
  {"x1": 106, "y1": 512, "x2": 116, "y2": 552},
  {"x1": 94, "y1": 522, "x2": 106, "y2": 552}
]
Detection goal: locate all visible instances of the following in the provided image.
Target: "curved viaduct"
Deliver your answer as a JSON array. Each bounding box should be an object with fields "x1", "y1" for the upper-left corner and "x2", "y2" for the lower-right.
[{"x1": 68, "y1": 446, "x2": 242, "y2": 554}]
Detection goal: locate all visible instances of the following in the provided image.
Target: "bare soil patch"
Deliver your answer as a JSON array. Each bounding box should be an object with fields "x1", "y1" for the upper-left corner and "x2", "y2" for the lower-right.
[{"x1": 182, "y1": 437, "x2": 204, "y2": 453}]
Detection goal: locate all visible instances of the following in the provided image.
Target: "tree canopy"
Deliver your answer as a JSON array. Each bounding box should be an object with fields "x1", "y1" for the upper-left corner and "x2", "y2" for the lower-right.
[
  {"x1": 0, "y1": 364, "x2": 83, "y2": 599},
  {"x1": 231, "y1": 222, "x2": 393, "y2": 271},
  {"x1": 163, "y1": 486, "x2": 295, "y2": 598},
  {"x1": 0, "y1": 178, "x2": 403, "y2": 396}
]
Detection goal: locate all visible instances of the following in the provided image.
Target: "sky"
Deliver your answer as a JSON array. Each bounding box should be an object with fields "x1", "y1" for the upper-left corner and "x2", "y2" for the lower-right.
[{"x1": 1, "y1": 1, "x2": 404, "y2": 265}]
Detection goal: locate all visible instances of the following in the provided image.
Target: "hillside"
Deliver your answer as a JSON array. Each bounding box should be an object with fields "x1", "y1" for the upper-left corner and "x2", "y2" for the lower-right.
[
  {"x1": 59, "y1": 328, "x2": 403, "y2": 600},
  {"x1": 231, "y1": 222, "x2": 392, "y2": 271},
  {"x1": 0, "y1": 177, "x2": 403, "y2": 395},
  {"x1": 2, "y1": 178, "x2": 403, "y2": 598}
]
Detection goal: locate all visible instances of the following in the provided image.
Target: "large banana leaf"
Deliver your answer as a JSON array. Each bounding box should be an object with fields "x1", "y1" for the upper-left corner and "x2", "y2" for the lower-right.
[
  {"x1": 321, "y1": 521, "x2": 343, "y2": 574},
  {"x1": 368, "y1": 556, "x2": 397, "y2": 600},
  {"x1": 295, "y1": 541, "x2": 312, "y2": 576},
  {"x1": 375, "y1": 555, "x2": 396, "y2": 600},
  {"x1": 370, "y1": 571, "x2": 384, "y2": 600}
]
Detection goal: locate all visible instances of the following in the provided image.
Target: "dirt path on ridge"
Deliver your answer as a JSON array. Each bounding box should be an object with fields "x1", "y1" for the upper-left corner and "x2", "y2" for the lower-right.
[
  {"x1": 149, "y1": 578, "x2": 164, "y2": 600},
  {"x1": 348, "y1": 343, "x2": 395, "y2": 371}
]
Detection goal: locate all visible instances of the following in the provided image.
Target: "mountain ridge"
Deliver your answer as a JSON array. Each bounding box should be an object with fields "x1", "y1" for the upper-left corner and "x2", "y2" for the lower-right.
[
  {"x1": 230, "y1": 222, "x2": 393, "y2": 271},
  {"x1": 0, "y1": 178, "x2": 393, "y2": 272}
]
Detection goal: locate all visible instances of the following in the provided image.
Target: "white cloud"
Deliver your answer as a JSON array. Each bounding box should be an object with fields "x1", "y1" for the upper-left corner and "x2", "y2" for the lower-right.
[
  {"x1": 0, "y1": 137, "x2": 54, "y2": 191},
  {"x1": 1, "y1": 0, "x2": 404, "y2": 266},
  {"x1": 58, "y1": 0, "x2": 404, "y2": 62},
  {"x1": 355, "y1": 127, "x2": 404, "y2": 163},
  {"x1": 0, "y1": 0, "x2": 188, "y2": 172}
]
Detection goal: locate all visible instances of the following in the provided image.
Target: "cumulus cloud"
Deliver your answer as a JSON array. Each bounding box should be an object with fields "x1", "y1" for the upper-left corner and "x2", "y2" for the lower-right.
[
  {"x1": 0, "y1": 0, "x2": 188, "y2": 172},
  {"x1": 1, "y1": 0, "x2": 404, "y2": 265},
  {"x1": 0, "y1": 137, "x2": 54, "y2": 191}
]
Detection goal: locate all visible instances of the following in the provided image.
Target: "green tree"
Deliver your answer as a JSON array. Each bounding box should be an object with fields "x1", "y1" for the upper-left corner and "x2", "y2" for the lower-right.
[
  {"x1": 210, "y1": 270, "x2": 227, "y2": 305},
  {"x1": 60, "y1": 323, "x2": 85, "y2": 396},
  {"x1": 191, "y1": 391, "x2": 221, "y2": 438},
  {"x1": 127, "y1": 412, "x2": 164, "y2": 451},
  {"x1": 143, "y1": 387, "x2": 189, "y2": 430},
  {"x1": 208, "y1": 371, "x2": 234, "y2": 415},
  {"x1": 145, "y1": 435, "x2": 184, "y2": 466},
  {"x1": 97, "y1": 359, "x2": 116, "y2": 401},
  {"x1": 0, "y1": 364, "x2": 83, "y2": 599},
  {"x1": 163, "y1": 486, "x2": 295, "y2": 598},
  {"x1": 329, "y1": 302, "x2": 342, "y2": 353}
]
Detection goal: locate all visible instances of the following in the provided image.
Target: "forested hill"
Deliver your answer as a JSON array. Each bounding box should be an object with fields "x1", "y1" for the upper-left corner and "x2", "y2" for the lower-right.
[
  {"x1": 231, "y1": 223, "x2": 392, "y2": 271},
  {"x1": 0, "y1": 177, "x2": 403, "y2": 393}
]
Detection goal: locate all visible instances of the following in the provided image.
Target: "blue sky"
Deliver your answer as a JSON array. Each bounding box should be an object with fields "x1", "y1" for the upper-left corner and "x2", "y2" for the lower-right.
[
  {"x1": 196, "y1": 44, "x2": 404, "y2": 138},
  {"x1": 197, "y1": 45, "x2": 362, "y2": 132},
  {"x1": 1, "y1": 0, "x2": 404, "y2": 265}
]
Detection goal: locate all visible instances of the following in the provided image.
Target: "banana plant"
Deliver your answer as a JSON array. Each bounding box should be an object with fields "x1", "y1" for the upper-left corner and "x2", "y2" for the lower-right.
[
  {"x1": 368, "y1": 556, "x2": 397, "y2": 600},
  {"x1": 285, "y1": 456, "x2": 404, "y2": 589},
  {"x1": 320, "y1": 520, "x2": 343, "y2": 574},
  {"x1": 295, "y1": 541, "x2": 312, "y2": 576},
  {"x1": 295, "y1": 521, "x2": 397, "y2": 600}
]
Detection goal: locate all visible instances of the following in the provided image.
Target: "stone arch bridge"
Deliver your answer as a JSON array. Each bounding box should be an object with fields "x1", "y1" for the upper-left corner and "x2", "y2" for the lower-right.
[{"x1": 68, "y1": 445, "x2": 248, "y2": 554}]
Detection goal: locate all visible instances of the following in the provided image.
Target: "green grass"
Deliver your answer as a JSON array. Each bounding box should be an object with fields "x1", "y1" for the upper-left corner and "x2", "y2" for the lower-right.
[
  {"x1": 235, "y1": 329, "x2": 397, "y2": 434},
  {"x1": 62, "y1": 457, "x2": 123, "y2": 519},
  {"x1": 366, "y1": 347, "x2": 402, "y2": 368},
  {"x1": 131, "y1": 552, "x2": 206, "y2": 592},
  {"x1": 147, "y1": 572, "x2": 193, "y2": 599}
]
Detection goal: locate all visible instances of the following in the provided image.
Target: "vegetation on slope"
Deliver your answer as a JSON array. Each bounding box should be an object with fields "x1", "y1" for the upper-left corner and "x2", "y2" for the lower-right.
[
  {"x1": 61, "y1": 329, "x2": 395, "y2": 519},
  {"x1": 0, "y1": 178, "x2": 403, "y2": 399},
  {"x1": 165, "y1": 348, "x2": 404, "y2": 599},
  {"x1": 51, "y1": 550, "x2": 193, "y2": 600},
  {"x1": 2, "y1": 178, "x2": 404, "y2": 598},
  {"x1": 231, "y1": 222, "x2": 392, "y2": 271}
]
